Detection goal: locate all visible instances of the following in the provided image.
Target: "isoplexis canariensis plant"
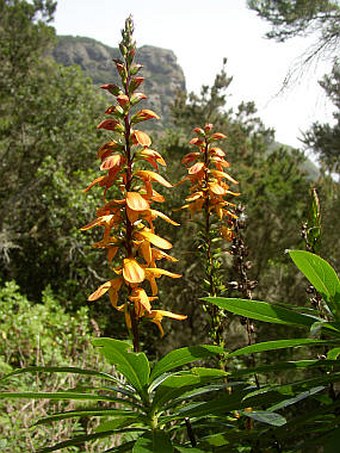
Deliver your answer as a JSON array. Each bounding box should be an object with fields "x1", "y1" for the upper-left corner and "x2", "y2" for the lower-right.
[
  {"x1": 81, "y1": 17, "x2": 186, "y2": 351},
  {"x1": 180, "y1": 123, "x2": 239, "y2": 345}
]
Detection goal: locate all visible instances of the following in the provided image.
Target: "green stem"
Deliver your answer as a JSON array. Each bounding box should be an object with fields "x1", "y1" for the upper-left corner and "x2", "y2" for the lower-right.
[{"x1": 203, "y1": 139, "x2": 223, "y2": 348}]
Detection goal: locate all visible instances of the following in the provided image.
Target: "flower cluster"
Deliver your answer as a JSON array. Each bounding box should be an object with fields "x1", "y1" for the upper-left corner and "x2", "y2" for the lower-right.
[
  {"x1": 181, "y1": 123, "x2": 239, "y2": 243},
  {"x1": 81, "y1": 17, "x2": 186, "y2": 343},
  {"x1": 180, "y1": 124, "x2": 239, "y2": 346}
]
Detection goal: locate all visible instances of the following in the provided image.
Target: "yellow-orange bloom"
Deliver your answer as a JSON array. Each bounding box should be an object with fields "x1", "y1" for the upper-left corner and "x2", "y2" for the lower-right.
[
  {"x1": 146, "y1": 310, "x2": 187, "y2": 337},
  {"x1": 126, "y1": 192, "x2": 150, "y2": 211},
  {"x1": 123, "y1": 258, "x2": 145, "y2": 284}
]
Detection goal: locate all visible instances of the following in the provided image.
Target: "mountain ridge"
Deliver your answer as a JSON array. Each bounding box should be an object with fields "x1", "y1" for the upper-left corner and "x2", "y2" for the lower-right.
[{"x1": 52, "y1": 35, "x2": 186, "y2": 127}]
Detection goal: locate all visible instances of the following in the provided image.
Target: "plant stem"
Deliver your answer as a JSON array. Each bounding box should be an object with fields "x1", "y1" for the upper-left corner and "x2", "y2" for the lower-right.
[{"x1": 124, "y1": 68, "x2": 139, "y2": 352}]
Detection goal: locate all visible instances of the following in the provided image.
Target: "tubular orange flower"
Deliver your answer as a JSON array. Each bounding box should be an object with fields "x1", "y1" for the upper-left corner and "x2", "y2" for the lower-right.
[{"x1": 146, "y1": 310, "x2": 188, "y2": 337}]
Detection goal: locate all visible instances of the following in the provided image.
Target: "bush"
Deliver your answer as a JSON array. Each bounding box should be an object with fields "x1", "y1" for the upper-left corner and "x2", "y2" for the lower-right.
[{"x1": 0, "y1": 281, "x2": 112, "y2": 451}]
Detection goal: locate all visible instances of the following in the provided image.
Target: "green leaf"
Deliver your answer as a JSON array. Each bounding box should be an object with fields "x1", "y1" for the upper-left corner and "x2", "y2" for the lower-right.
[
  {"x1": 227, "y1": 338, "x2": 335, "y2": 358},
  {"x1": 319, "y1": 322, "x2": 340, "y2": 333},
  {"x1": 93, "y1": 338, "x2": 150, "y2": 397},
  {"x1": 133, "y1": 431, "x2": 173, "y2": 453},
  {"x1": 240, "y1": 410, "x2": 286, "y2": 426},
  {"x1": 289, "y1": 250, "x2": 340, "y2": 317},
  {"x1": 150, "y1": 345, "x2": 224, "y2": 382},
  {"x1": 0, "y1": 391, "x2": 117, "y2": 402},
  {"x1": 171, "y1": 383, "x2": 227, "y2": 402},
  {"x1": 178, "y1": 388, "x2": 247, "y2": 418},
  {"x1": 327, "y1": 347, "x2": 340, "y2": 359},
  {"x1": 203, "y1": 297, "x2": 318, "y2": 327},
  {"x1": 0, "y1": 365, "x2": 119, "y2": 383},
  {"x1": 233, "y1": 359, "x2": 340, "y2": 377},
  {"x1": 35, "y1": 408, "x2": 140, "y2": 426},
  {"x1": 152, "y1": 368, "x2": 227, "y2": 409},
  {"x1": 269, "y1": 386, "x2": 325, "y2": 412}
]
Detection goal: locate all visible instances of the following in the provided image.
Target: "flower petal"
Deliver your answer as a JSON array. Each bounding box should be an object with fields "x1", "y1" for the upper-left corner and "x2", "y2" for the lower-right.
[
  {"x1": 80, "y1": 215, "x2": 113, "y2": 231},
  {"x1": 88, "y1": 280, "x2": 113, "y2": 301},
  {"x1": 131, "y1": 130, "x2": 152, "y2": 147},
  {"x1": 138, "y1": 230, "x2": 173, "y2": 250},
  {"x1": 97, "y1": 119, "x2": 123, "y2": 132},
  {"x1": 126, "y1": 192, "x2": 150, "y2": 211},
  {"x1": 123, "y1": 258, "x2": 145, "y2": 283},
  {"x1": 145, "y1": 268, "x2": 182, "y2": 279},
  {"x1": 209, "y1": 132, "x2": 227, "y2": 141},
  {"x1": 83, "y1": 176, "x2": 106, "y2": 193},
  {"x1": 150, "y1": 209, "x2": 180, "y2": 226},
  {"x1": 100, "y1": 154, "x2": 124, "y2": 171},
  {"x1": 129, "y1": 287, "x2": 152, "y2": 313},
  {"x1": 132, "y1": 109, "x2": 160, "y2": 124},
  {"x1": 188, "y1": 162, "x2": 205, "y2": 175},
  {"x1": 135, "y1": 170, "x2": 172, "y2": 188},
  {"x1": 146, "y1": 310, "x2": 187, "y2": 337},
  {"x1": 210, "y1": 170, "x2": 238, "y2": 185}
]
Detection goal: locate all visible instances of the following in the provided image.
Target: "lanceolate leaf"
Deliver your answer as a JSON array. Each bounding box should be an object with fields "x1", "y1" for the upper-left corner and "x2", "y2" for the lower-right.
[
  {"x1": 177, "y1": 389, "x2": 248, "y2": 418},
  {"x1": 240, "y1": 410, "x2": 287, "y2": 427},
  {"x1": 269, "y1": 386, "x2": 325, "y2": 412},
  {"x1": 133, "y1": 430, "x2": 173, "y2": 453},
  {"x1": 327, "y1": 347, "x2": 340, "y2": 359},
  {"x1": 152, "y1": 368, "x2": 227, "y2": 409},
  {"x1": 0, "y1": 391, "x2": 117, "y2": 402},
  {"x1": 288, "y1": 250, "x2": 340, "y2": 318},
  {"x1": 0, "y1": 365, "x2": 120, "y2": 383},
  {"x1": 35, "y1": 408, "x2": 141, "y2": 426},
  {"x1": 93, "y1": 338, "x2": 150, "y2": 397},
  {"x1": 203, "y1": 297, "x2": 318, "y2": 327},
  {"x1": 233, "y1": 359, "x2": 340, "y2": 377},
  {"x1": 150, "y1": 345, "x2": 224, "y2": 381},
  {"x1": 227, "y1": 338, "x2": 336, "y2": 358}
]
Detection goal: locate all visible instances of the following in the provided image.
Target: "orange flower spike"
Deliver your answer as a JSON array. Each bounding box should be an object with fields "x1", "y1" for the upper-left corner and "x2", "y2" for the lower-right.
[
  {"x1": 82, "y1": 17, "x2": 185, "y2": 343},
  {"x1": 180, "y1": 122, "x2": 240, "y2": 336}
]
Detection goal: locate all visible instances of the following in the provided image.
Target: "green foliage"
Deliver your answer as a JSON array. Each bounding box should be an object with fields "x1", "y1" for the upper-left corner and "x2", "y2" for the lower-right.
[
  {"x1": 303, "y1": 61, "x2": 340, "y2": 175},
  {"x1": 2, "y1": 336, "x2": 302, "y2": 451},
  {"x1": 0, "y1": 0, "x2": 110, "y2": 307},
  {"x1": 247, "y1": 0, "x2": 340, "y2": 42},
  {"x1": 0, "y1": 280, "x2": 115, "y2": 451},
  {"x1": 205, "y1": 250, "x2": 340, "y2": 450},
  {"x1": 0, "y1": 281, "x2": 91, "y2": 368}
]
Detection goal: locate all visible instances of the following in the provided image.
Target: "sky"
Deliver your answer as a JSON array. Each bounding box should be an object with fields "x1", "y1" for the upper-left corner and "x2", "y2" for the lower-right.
[{"x1": 52, "y1": 0, "x2": 335, "y2": 150}]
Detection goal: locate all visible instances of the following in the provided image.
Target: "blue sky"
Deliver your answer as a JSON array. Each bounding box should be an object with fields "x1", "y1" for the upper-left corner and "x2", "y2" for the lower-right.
[{"x1": 53, "y1": 0, "x2": 334, "y2": 149}]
